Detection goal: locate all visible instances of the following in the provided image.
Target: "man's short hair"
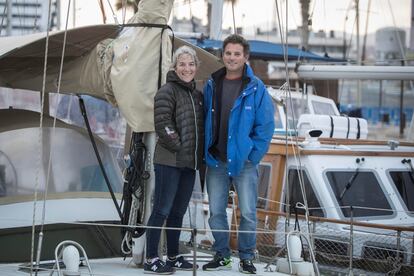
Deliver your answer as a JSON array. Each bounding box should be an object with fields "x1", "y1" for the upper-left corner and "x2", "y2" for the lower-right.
[{"x1": 222, "y1": 34, "x2": 250, "y2": 56}]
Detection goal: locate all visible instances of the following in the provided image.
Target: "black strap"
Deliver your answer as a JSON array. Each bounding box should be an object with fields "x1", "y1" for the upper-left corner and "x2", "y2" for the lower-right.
[
  {"x1": 329, "y1": 116, "x2": 334, "y2": 138},
  {"x1": 356, "y1": 118, "x2": 361, "y2": 139},
  {"x1": 120, "y1": 23, "x2": 175, "y2": 89},
  {"x1": 346, "y1": 116, "x2": 350, "y2": 139},
  {"x1": 158, "y1": 26, "x2": 174, "y2": 88},
  {"x1": 78, "y1": 96, "x2": 123, "y2": 220}
]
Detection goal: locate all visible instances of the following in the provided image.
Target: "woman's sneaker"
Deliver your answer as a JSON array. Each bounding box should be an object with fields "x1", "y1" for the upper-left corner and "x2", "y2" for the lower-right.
[
  {"x1": 202, "y1": 255, "x2": 232, "y2": 270},
  {"x1": 239, "y1": 259, "x2": 257, "y2": 274},
  {"x1": 144, "y1": 258, "x2": 175, "y2": 274},
  {"x1": 166, "y1": 256, "x2": 198, "y2": 270}
]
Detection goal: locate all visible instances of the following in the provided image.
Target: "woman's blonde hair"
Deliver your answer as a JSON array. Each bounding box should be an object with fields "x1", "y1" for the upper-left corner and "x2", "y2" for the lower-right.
[{"x1": 172, "y1": 45, "x2": 200, "y2": 69}]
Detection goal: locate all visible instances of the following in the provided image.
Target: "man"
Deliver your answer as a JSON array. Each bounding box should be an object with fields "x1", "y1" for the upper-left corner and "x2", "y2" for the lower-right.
[{"x1": 202, "y1": 34, "x2": 275, "y2": 274}]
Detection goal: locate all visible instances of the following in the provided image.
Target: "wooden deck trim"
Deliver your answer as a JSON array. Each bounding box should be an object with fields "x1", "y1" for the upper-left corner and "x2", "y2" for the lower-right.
[{"x1": 256, "y1": 209, "x2": 414, "y2": 232}]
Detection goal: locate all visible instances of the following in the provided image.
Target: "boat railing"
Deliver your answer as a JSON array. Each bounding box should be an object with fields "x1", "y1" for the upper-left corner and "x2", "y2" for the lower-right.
[{"x1": 180, "y1": 195, "x2": 414, "y2": 275}]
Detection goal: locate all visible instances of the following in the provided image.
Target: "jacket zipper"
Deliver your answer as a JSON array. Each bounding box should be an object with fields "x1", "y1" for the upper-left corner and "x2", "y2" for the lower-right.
[
  {"x1": 188, "y1": 90, "x2": 198, "y2": 170},
  {"x1": 210, "y1": 80, "x2": 216, "y2": 148}
]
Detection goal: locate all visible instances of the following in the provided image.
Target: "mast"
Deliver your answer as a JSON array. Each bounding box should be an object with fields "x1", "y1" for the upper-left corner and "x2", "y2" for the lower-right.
[
  {"x1": 411, "y1": 0, "x2": 414, "y2": 51},
  {"x1": 299, "y1": 0, "x2": 310, "y2": 50},
  {"x1": 6, "y1": 0, "x2": 11, "y2": 35},
  {"x1": 355, "y1": 0, "x2": 360, "y2": 65},
  {"x1": 72, "y1": 0, "x2": 76, "y2": 27},
  {"x1": 409, "y1": 0, "x2": 414, "y2": 140},
  {"x1": 361, "y1": 0, "x2": 371, "y2": 64},
  {"x1": 209, "y1": 0, "x2": 223, "y2": 39},
  {"x1": 355, "y1": 0, "x2": 361, "y2": 107}
]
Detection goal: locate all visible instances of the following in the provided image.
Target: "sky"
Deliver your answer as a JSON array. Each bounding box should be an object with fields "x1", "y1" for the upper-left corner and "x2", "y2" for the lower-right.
[
  {"x1": 174, "y1": 0, "x2": 412, "y2": 35},
  {"x1": 63, "y1": 0, "x2": 412, "y2": 36}
]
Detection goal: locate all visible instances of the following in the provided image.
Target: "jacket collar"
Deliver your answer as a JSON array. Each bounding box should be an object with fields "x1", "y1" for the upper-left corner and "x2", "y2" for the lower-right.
[{"x1": 210, "y1": 64, "x2": 254, "y2": 88}]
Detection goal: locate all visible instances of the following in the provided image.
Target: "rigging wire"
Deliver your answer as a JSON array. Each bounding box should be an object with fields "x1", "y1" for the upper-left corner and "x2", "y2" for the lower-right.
[
  {"x1": 385, "y1": 0, "x2": 414, "y2": 139},
  {"x1": 122, "y1": 0, "x2": 127, "y2": 24},
  {"x1": 337, "y1": 0, "x2": 354, "y2": 106},
  {"x1": 0, "y1": 1, "x2": 7, "y2": 36},
  {"x1": 361, "y1": 0, "x2": 371, "y2": 64},
  {"x1": 33, "y1": 0, "x2": 39, "y2": 33},
  {"x1": 23, "y1": 0, "x2": 26, "y2": 33},
  {"x1": 385, "y1": 0, "x2": 414, "y2": 91},
  {"x1": 97, "y1": 0, "x2": 107, "y2": 24},
  {"x1": 31, "y1": 0, "x2": 53, "y2": 272},
  {"x1": 187, "y1": 0, "x2": 195, "y2": 32},
  {"x1": 274, "y1": 1, "x2": 320, "y2": 274},
  {"x1": 14, "y1": 0, "x2": 23, "y2": 35},
  {"x1": 31, "y1": 0, "x2": 71, "y2": 275},
  {"x1": 308, "y1": 0, "x2": 317, "y2": 23},
  {"x1": 322, "y1": 0, "x2": 328, "y2": 55},
  {"x1": 38, "y1": 0, "x2": 72, "y2": 247},
  {"x1": 345, "y1": 13, "x2": 356, "y2": 62},
  {"x1": 231, "y1": 0, "x2": 236, "y2": 34},
  {"x1": 105, "y1": 0, "x2": 119, "y2": 25}
]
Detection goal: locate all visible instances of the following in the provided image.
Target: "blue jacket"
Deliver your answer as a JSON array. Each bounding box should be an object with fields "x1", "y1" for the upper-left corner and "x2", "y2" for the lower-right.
[{"x1": 204, "y1": 64, "x2": 275, "y2": 176}]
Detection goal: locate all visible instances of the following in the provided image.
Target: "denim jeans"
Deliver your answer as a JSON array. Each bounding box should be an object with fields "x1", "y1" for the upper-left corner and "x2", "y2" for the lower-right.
[
  {"x1": 146, "y1": 164, "x2": 195, "y2": 258},
  {"x1": 206, "y1": 160, "x2": 258, "y2": 260}
]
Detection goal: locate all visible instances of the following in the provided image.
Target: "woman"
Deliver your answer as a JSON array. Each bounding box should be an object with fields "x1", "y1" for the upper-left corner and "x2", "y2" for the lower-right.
[{"x1": 144, "y1": 46, "x2": 204, "y2": 274}]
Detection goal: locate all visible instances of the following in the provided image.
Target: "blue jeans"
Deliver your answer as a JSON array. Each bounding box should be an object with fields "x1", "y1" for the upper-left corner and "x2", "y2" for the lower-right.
[
  {"x1": 206, "y1": 160, "x2": 258, "y2": 260},
  {"x1": 146, "y1": 164, "x2": 195, "y2": 258}
]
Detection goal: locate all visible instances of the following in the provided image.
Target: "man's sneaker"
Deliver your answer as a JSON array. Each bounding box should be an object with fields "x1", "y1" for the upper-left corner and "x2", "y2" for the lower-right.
[
  {"x1": 202, "y1": 255, "x2": 232, "y2": 271},
  {"x1": 166, "y1": 256, "x2": 198, "y2": 270},
  {"x1": 239, "y1": 259, "x2": 257, "y2": 274},
  {"x1": 144, "y1": 258, "x2": 175, "y2": 274}
]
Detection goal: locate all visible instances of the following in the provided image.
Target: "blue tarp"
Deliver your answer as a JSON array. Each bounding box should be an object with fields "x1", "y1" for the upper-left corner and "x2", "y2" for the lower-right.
[{"x1": 185, "y1": 38, "x2": 343, "y2": 62}]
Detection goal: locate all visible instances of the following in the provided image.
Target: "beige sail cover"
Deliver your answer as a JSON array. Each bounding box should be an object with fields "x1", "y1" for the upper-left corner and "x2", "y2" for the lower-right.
[
  {"x1": 110, "y1": 0, "x2": 174, "y2": 132},
  {"x1": 0, "y1": 1, "x2": 222, "y2": 127}
]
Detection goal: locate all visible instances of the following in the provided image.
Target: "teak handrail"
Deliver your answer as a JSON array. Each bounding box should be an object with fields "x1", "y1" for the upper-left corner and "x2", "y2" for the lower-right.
[{"x1": 256, "y1": 209, "x2": 414, "y2": 233}]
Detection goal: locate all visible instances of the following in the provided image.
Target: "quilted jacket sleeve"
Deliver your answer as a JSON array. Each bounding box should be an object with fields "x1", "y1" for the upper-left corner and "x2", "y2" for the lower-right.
[{"x1": 154, "y1": 85, "x2": 182, "y2": 152}]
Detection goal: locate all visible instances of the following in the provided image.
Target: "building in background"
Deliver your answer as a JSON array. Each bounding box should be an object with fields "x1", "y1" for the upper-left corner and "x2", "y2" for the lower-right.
[
  {"x1": 375, "y1": 27, "x2": 406, "y2": 63},
  {"x1": 0, "y1": 0, "x2": 59, "y2": 36}
]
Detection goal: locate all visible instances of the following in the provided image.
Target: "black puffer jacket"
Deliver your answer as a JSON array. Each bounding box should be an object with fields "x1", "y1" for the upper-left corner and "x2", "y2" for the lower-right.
[{"x1": 153, "y1": 71, "x2": 204, "y2": 170}]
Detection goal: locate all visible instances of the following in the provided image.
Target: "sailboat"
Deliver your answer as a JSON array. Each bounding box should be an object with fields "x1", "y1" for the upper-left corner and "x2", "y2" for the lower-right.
[
  {"x1": 1, "y1": 0, "x2": 414, "y2": 276},
  {"x1": 253, "y1": 65, "x2": 414, "y2": 275},
  {"x1": 0, "y1": 0, "x2": 222, "y2": 268}
]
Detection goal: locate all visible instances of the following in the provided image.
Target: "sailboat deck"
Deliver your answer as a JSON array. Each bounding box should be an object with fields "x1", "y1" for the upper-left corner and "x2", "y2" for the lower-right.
[{"x1": 0, "y1": 254, "x2": 282, "y2": 276}]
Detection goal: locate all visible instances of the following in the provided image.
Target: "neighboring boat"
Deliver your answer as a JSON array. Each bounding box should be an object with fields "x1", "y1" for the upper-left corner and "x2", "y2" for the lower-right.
[
  {"x1": 180, "y1": 84, "x2": 414, "y2": 275},
  {"x1": 228, "y1": 70, "x2": 414, "y2": 275}
]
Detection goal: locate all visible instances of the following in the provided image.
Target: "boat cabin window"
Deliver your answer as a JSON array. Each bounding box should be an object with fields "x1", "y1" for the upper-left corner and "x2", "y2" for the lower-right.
[
  {"x1": 0, "y1": 127, "x2": 123, "y2": 199},
  {"x1": 326, "y1": 171, "x2": 393, "y2": 217},
  {"x1": 257, "y1": 163, "x2": 272, "y2": 209},
  {"x1": 311, "y1": 100, "x2": 337, "y2": 116},
  {"x1": 389, "y1": 171, "x2": 414, "y2": 212},
  {"x1": 272, "y1": 102, "x2": 284, "y2": 129},
  {"x1": 283, "y1": 169, "x2": 324, "y2": 217},
  {"x1": 285, "y1": 98, "x2": 303, "y2": 129}
]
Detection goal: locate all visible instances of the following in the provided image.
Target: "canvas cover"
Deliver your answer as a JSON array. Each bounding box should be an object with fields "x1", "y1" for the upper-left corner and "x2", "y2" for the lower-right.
[
  {"x1": 109, "y1": 0, "x2": 174, "y2": 132},
  {"x1": 0, "y1": 0, "x2": 222, "y2": 132},
  {"x1": 0, "y1": 25, "x2": 120, "y2": 97}
]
